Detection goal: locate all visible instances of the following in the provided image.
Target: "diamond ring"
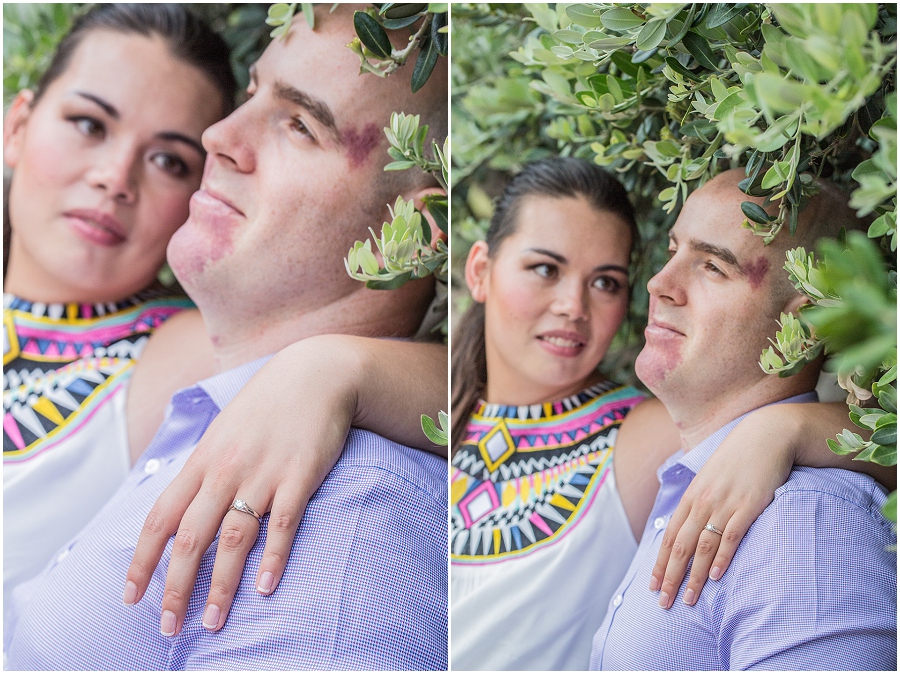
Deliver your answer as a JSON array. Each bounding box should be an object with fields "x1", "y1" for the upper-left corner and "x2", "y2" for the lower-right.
[
  {"x1": 229, "y1": 498, "x2": 262, "y2": 521},
  {"x1": 704, "y1": 523, "x2": 724, "y2": 536}
]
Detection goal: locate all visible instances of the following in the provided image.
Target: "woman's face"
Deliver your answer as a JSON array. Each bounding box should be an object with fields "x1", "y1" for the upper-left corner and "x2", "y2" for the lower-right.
[
  {"x1": 3, "y1": 30, "x2": 225, "y2": 303},
  {"x1": 467, "y1": 195, "x2": 632, "y2": 406}
]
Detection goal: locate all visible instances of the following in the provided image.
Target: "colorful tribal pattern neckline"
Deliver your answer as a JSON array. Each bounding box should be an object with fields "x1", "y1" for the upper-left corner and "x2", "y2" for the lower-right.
[
  {"x1": 3, "y1": 291, "x2": 193, "y2": 460},
  {"x1": 451, "y1": 382, "x2": 645, "y2": 563}
]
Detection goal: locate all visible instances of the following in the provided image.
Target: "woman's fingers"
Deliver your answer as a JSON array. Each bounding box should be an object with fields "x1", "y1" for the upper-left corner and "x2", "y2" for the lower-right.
[
  {"x1": 255, "y1": 491, "x2": 308, "y2": 597},
  {"x1": 124, "y1": 472, "x2": 203, "y2": 607},
  {"x1": 649, "y1": 498, "x2": 692, "y2": 593},
  {"x1": 201, "y1": 503, "x2": 264, "y2": 631},
  {"x1": 157, "y1": 490, "x2": 233, "y2": 636},
  {"x1": 680, "y1": 515, "x2": 734, "y2": 606},
  {"x1": 655, "y1": 510, "x2": 709, "y2": 609}
]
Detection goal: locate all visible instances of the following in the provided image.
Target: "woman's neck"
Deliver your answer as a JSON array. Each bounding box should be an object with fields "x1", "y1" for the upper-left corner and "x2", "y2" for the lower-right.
[{"x1": 483, "y1": 369, "x2": 607, "y2": 406}]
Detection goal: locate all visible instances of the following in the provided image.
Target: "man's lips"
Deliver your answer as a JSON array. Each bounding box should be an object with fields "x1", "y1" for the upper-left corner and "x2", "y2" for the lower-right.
[
  {"x1": 536, "y1": 330, "x2": 588, "y2": 357},
  {"x1": 64, "y1": 209, "x2": 127, "y2": 246},
  {"x1": 193, "y1": 187, "x2": 244, "y2": 216},
  {"x1": 645, "y1": 320, "x2": 685, "y2": 339}
]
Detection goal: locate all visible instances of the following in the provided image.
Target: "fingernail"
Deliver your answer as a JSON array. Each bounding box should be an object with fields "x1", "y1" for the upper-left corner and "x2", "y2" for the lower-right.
[
  {"x1": 658, "y1": 591, "x2": 669, "y2": 609},
  {"x1": 202, "y1": 604, "x2": 220, "y2": 631},
  {"x1": 122, "y1": 581, "x2": 137, "y2": 606},
  {"x1": 710, "y1": 566, "x2": 722, "y2": 581},
  {"x1": 683, "y1": 588, "x2": 696, "y2": 605},
  {"x1": 257, "y1": 571, "x2": 274, "y2": 594},
  {"x1": 160, "y1": 610, "x2": 177, "y2": 637},
  {"x1": 649, "y1": 576, "x2": 659, "y2": 592}
]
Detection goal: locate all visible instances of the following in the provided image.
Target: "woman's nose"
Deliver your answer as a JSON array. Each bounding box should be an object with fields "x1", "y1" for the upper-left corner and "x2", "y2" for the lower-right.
[
  {"x1": 86, "y1": 146, "x2": 138, "y2": 204},
  {"x1": 551, "y1": 280, "x2": 589, "y2": 321}
]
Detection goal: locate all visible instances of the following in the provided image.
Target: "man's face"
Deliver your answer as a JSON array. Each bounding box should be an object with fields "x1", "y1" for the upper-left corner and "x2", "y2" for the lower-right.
[
  {"x1": 167, "y1": 6, "x2": 418, "y2": 314},
  {"x1": 635, "y1": 178, "x2": 794, "y2": 403}
]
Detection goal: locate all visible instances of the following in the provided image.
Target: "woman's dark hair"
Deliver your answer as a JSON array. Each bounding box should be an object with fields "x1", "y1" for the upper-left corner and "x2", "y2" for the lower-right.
[
  {"x1": 4, "y1": 3, "x2": 237, "y2": 276},
  {"x1": 450, "y1": 157, "x2": 639, "y2": 452}
]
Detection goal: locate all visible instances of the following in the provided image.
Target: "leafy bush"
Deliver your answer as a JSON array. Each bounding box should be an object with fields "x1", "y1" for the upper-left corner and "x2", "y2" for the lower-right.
[{"x1": 451, "y1": 3, "x2": 896, "y2": 519}]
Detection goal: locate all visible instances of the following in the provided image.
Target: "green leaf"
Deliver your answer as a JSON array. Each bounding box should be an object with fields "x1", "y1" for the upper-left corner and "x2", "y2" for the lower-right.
[
  {"x1": 741, "y1": 201, "x2": 775, "y2": 224},
  {"x1": 354, "y1": 11, "x2": 392, "y2": 59},
  {"x1": 599, "y1": 7, "x2": 644, "y2": 32},
  {"x1": 381, "y1": 3, "x2": 427, "y2": 19},
  {"x1": 872, "y1": 425, "x2": 897, "y2": 448},
  {"x1": 683, "y1": 30, "x2": 719, "y2": 70},
  {"x1": 635, "y1": 18, "x2": 666, "y2": 51},
  {"x1": 382, "y1": 14, "x2": 422, "y2": 30},
  {"x1": 665, "y1": 56, "x2": 703, "y2": 82},
  {"x1": 411, "y1": 34, "x2": 439, "y2": 92},
  {"x1": 704, "y1": 4, "x2": 743, "y2": 29},
  {"x1": 562, "y1": 5, "x2": 605, "y2": 29},
  {"x1": 366, "y1": 271, "x2": 413, "y2": 290},
  {"x1": 301, "y1": 3, "x2": 314, "y2": 29},
  {"x1": 421, "y1": 413, "x2": 448, "y2": 445}
]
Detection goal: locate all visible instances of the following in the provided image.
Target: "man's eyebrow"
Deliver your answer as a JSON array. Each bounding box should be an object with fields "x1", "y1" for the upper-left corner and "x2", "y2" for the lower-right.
[
  {"x1": 73, "y1": 91, "x2": 204, "y2": 156},
  {"x1": 73, "y1": 91, "x2": 118, "y2": 119},
  {"x1": 689, "y1": 238, "x2": 743, "y2": 273},
  {"x1": 273, "y1": 79, "x2": 341, "y2": 142}
]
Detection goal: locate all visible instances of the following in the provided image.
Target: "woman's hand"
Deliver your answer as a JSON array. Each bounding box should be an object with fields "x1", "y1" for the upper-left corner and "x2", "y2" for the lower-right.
[
  {"x1": 122, "y1": 335, "x2": 447, "y2": 636},
  {"x1": 649, "y1": 403, "x2": 792, "y2": 609},
  {"x1": 649, "y1": 401, "x2": 883, "y2": 609}
]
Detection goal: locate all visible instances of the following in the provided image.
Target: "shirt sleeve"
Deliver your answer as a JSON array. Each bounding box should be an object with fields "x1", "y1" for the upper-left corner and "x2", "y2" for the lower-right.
[{"x1": 717, "y1": 471, "x2": 897, "y2": 671}]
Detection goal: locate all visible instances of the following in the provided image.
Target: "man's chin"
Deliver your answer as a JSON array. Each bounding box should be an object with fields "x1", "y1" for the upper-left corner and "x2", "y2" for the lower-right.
[{"x1": 635, "y1": 345, "x2": 682, "y2": 392}]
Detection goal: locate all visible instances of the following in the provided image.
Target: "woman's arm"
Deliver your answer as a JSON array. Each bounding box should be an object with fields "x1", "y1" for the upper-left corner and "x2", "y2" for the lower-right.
[
  {"x1": 123, "y1": 334, "x2": 447, "y2": 636},
  {"x1": 650, "y1": 401, "x2": 891, "y2": 609}
]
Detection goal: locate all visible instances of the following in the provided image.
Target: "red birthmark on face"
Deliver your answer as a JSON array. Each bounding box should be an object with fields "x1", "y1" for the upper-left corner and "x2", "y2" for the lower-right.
[
  {"x1": 743, "y1": 255, "x2": 770, "y2": 290},
  {"x1": 343, "y1": 123, "x2": 381, "y2": 168}
]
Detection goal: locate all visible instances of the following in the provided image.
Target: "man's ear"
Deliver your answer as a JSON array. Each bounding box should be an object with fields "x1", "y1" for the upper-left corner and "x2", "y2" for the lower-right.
[
  {"x1": 781, "y1": 291, "x2": 809, "y2": 317},
  {"x1": 4, "y1": 90, "x2": 35, "y2": 169},
  {"x1": 409, "y1": 186, "x2": 446, "y2": 250},
  {"x1": 465, "y1": 240, "x2": 491, "y2": 303}
]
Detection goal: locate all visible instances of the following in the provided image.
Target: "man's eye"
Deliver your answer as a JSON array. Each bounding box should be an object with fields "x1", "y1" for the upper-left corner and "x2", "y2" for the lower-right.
[
  {"x1": 70, "y1": 116, "x2": 105, "y2": 138},
  {"x1": 290, "y1": 117, "x2": 312, "y2": 137},
  {"x1": 666, "y1": 247, "x2": 676, "y2": 258},
  {"x1": 705, "y1": 261, "x2": 725, "y2": 276},
  {"x1": 151, "y1": 153, "x2": 190, "y2": 178}
]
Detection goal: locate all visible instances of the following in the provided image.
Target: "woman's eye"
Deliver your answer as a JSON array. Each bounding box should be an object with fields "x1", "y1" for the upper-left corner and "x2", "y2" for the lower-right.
[
  {"x1": 532, "y1": 263, "x2": 557, "y2": 279},
  {"x1": 593, "y1": 276, "x2": 623, "y2": 292},
  {"x1": 151, "y1": 153, "x2": 189, "y2": 178},
  {"x1": 70, "y1": 116, "x2": 105, "y2": 138}
]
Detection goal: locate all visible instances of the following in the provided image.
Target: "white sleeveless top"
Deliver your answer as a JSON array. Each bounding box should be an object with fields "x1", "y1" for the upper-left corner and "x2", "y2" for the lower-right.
[
  {"x1": 3, "y1": 292, "x2": 191, "y2": 619},
  {"x1": 451, "y1": 382, "x2": 642, "y2": 670}
]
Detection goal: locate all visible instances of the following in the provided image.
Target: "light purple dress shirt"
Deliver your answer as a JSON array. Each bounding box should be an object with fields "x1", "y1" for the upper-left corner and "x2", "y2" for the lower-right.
[
  {"x1": 5, "y1": 357, "x2": 448, "y2": 670},
  {"x1": 590, "y1": 393, "x2": 897, "y2": 671}
]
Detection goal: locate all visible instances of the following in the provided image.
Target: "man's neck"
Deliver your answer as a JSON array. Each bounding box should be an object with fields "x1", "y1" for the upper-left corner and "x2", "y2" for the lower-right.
[
  {"x1": 199, "y1": 283, "x2": 429, "y2": 373},
  {"x1": 658, "y1": 378, "x2": 818, "y2": 451}
]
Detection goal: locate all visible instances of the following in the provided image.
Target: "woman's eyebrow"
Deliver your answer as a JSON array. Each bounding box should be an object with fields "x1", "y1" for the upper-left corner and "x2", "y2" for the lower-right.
[
  {"x1": 527, "y1": 247, "x2": 566, "y2": 263},
  {"x1": 73, "y1": 91, "x2": 118, "y2": 118}
]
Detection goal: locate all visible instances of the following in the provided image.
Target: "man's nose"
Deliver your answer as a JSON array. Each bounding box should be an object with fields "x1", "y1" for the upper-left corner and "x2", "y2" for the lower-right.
[
  {"x1": 86, "y1": 145, "x2": 138, "y2": 205},
  {"x1": 647, "y1": 259, "x2": 686, "y2": 305},
  {"x1": 201, "y1": 102, "x2": 256, "y2": 174}
]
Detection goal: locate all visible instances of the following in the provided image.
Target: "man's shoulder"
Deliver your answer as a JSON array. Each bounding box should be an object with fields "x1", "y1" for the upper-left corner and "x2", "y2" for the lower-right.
[
  {"x1": 734, "y1": 465, "x2": 894, "y2": 558},
  {"x1": 337, "y1": 428, "x2": 448, "y2": 503}
]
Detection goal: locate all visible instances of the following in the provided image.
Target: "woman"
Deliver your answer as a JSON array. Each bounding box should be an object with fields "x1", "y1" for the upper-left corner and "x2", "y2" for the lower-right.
[
  {"x1": 3, "y1": 3, "x2": 447, "y2": 626},
  {"x1": 449, "y1": 157, "x2": 886, "y2": 670}
]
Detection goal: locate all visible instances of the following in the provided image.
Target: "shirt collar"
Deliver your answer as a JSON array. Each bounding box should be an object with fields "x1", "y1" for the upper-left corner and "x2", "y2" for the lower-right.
[
  {"x1": 193, "y1": 355, "x2": 273, "y2": 412},
  {"x1": 658, "y1": 391, "x2": 819, "y2": 481}
]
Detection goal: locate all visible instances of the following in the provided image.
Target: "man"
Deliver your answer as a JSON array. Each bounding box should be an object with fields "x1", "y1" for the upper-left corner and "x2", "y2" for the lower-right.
[
  {"x1": 590, "y1": 169, "x2": 896, "y2": 670},
  {"x1": 4, "y1": 6, "x2": 448, "y2": 670}
]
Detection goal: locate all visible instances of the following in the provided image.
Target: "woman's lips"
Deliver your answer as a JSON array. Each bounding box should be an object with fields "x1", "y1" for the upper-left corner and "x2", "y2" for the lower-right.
[
  {"x1": 536, "y1": 331, "x2": 587, "y2": 357},
  {"x1": 64, "y1": 209, "x2": 126, "y2": 246}
]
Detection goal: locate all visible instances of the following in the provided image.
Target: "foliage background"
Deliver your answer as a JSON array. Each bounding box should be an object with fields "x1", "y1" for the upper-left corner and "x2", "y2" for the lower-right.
[{"x1": 451, "y1": 3, "x2": 896, "y2": 517}]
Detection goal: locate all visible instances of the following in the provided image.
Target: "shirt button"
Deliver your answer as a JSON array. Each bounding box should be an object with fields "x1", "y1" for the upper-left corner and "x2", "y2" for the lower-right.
[
  {"x1": 144, "y1": 459, "x2": 161, "y2": 474},
  {"x1": 654, "y1": 516, "x2": 667, "y2": 529},
  {"x1": 612, "y1": 594, "x2": 623, "y2": 607}
]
